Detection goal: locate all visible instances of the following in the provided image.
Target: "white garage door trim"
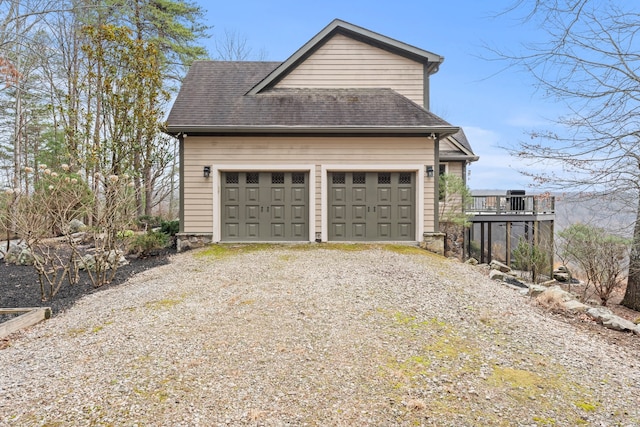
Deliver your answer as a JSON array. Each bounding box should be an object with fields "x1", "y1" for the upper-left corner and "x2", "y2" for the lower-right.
[
  {"x1": 320, "y1": 164, "x2": 424, "y2": 242},
  {"x1": 212, "y1": 164, "x2": 316, "y2": 243}
]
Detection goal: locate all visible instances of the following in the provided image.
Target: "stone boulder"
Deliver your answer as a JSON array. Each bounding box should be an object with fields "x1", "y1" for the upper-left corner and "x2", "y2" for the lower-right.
[
  {"x1": 4, "y1": 243, "x2": 24, "y2": 264},
  {"x1": 489, "y1": 260, "x2": 511, "y2": 273},
  {"x1": 4, "y1": 244, "x2": 42, "y2": 266},
  {"x1": 79, "y1": 250, "x2": 128, "y2": 271},
  {"x1": 587, "y1": 307, "x2": 639, "y2": 334},
  {"x1": 489, "y1": 269, "x2": 507, "y2": 281},
  {"x1": 562, "y1": 299, "x2": 589, "y2": 313},
  {"x1": 69, "y1": 219, "x2": 86, "y2": 233}
]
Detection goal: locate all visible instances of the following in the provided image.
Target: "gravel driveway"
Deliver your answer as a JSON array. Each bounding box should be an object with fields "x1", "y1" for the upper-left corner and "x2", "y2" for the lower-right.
[{"x1": 1, "y1": 244, "x2": 639, "y2": 426}]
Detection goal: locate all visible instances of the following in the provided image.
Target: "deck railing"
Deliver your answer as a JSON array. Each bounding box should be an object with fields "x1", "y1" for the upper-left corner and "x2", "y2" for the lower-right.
[{"x1": 468, "y1": 194, "x2": 555, "y2": 215}]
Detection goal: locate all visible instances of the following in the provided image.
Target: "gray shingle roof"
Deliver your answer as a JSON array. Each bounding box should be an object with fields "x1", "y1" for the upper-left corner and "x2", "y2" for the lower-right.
[
  {"x1": 440, "y1": 129, "x2": 478, "y2": 160},
  {"x1": 166, "y1": 61, "x2": 459, "y2": 135}
]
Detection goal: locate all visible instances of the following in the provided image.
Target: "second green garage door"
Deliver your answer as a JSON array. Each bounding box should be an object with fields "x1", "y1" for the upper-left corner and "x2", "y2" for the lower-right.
[
  {"x1": 222, "y1": 171, "x2": 308, "y2": 241},
  {"x1": 328, "y1": 172, "x2": 415, "y2": 241}
]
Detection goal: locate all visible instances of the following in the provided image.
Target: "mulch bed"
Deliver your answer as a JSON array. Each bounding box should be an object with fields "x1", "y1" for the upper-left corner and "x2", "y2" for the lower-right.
[{"x1": 0, "y1": 248, "x2": 175, "y2": 317}]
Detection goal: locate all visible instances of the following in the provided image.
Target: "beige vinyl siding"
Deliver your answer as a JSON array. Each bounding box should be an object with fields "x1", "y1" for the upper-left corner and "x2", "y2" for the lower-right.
[
  {"x1": 446, "y1": 161, "x2": 464, "y2": 180},
  {"x1": 440, "y1": 138, "x2": 458, "y2": 152},
  {"x1": 276, "y1": 34, "x2": 425, "y2": 107},
  {"x1": 182, "y1": 136, "x2": 436, "y2": 235}
]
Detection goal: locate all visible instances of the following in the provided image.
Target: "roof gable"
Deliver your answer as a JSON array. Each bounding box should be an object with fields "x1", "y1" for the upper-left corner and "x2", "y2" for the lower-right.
[{"x1": 247, "y1": 19, "x2": 444, "y2": 96}]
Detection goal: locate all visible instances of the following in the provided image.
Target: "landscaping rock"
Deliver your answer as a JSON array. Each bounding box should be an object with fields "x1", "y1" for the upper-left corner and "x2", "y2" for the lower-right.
[
  {"x1": 489, "y1": 269, "x2": 506, "y2": 281},
  {"x1": 538, "y1": 286, "x2": 574, "y2": 302},
  {"x1": 601, "y1": 314, "x2": 639, "y2": 334},
  {"x1": 69, "y1": 219, "x2": 86, "y2": 233},
  {"x1": 17, "y1": 249, "x2": 38, "y2": 266},
  {"x1": 465, "y1": 257, "x2": 478, "y2": 266},
  {"x1": 489, "y1": 260, "x2": 511, "y2": 273},
  {"x1": 528, "y1": 284, "x2": 550, "y2": 297},
  {"x1": 562, "y1": 300, "x2": 589, "y2": 313},
  {"x1": 552, "y1": 266, "x2": 577, "y2": 282},
  {"x1": 4, "y1": 243, "x2": 24, "y2": 264},
  {"x1": 586, "y1": 307, "x2": 613, "y2": 323}
]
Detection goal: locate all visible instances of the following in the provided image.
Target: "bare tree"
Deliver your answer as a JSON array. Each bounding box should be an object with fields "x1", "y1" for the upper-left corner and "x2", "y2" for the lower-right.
[
  {"x1": 214, "y1": 28, "x2": 267, "y2": 60},
  {"x1": 499, "y1": 1, "x2": 640, "y2": 310}
]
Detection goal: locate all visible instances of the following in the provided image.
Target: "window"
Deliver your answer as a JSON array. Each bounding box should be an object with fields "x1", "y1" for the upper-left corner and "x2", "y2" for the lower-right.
[
  {"x1": 272, "y1": 172, "x2": 284, "y2": 184},
  {"x1": 352, "y1": 172, "x2": 366, "y2": 184},
  {"x1": 292, "y1": 172, "x2": 305, "y2": 184},
  {"x1": 246, "y1": 172, "x2": 259, "y2": 184},
  {"x1": 399, "y1": 173, "x2": 412, "y2": 184},
  {"x1": 378, "y1": 173, "x2": 391, "y2": 184},
  {"x1": 226, "y1": 172, "x2": 239, "y2": 184},
  {"x1": 332, "y1": 173, "x2": 345, "y2": 184}
]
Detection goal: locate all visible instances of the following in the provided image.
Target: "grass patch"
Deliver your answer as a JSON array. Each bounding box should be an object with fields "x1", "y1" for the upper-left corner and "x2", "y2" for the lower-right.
[
  {"x1": 144, "y1": 298, "x2": 183, "y2": 310},
  {"x1": 195, "y1": 243, "x2": 278, "y2": 259},
  {"x1": 574, "y1": 400, "x2": 598, "y2": 412},
  {"x1": 195, "y1": 242, "x2": 435, "y2": 259}
]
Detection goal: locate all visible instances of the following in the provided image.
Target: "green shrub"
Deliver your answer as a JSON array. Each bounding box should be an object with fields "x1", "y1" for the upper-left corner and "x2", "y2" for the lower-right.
[
  {"x1": 512, "y1": 238, "x2": 549, "y2": 283},
  {"x1": 130, "y1": 230, "x2": 169, "y2": 256},
  {"x1": 160, "y1": 220, "x2": 179, "y2": 236},
  {"x1": 136, "y1": 215, "x2": 162, "y2": 230}
]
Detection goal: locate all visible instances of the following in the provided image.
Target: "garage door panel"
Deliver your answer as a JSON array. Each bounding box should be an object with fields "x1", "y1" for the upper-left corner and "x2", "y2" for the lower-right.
[
  {"x1": 222, "y1": 172, "x2": 309, "y2": 241},
  {"x1": 272, "y1": 205, "x2": 284, "y2": 220},
  {"x1": 225, "y1": 206, "x2": 239, "y2": 219},
  {"x1": 398, "y1": 188, "x2": 411, "y2": 202},
  {"x1": 352, "y1": 223, "x2": 366, "y2": 237},
  {"x1": 226, "y1": 224, "x2": 239, "y2": 237},
  {"x1": 246, "y1": 223, "x2": 259, "y2": 237},
  {"x1": 292, "y1": 223, "x2": 305, "y2": 237},
  {"x1": 292, "y1": 188, "x2": 305, "y2": 202},
  {"x1": 225, "y1": 188, "x2": 239, "y2": 202},
  {"x1": 246, "y1": 187, "x2": 260, "y2": 201},
  {"x1": 352, "y1": 187, "x2": 366, "y2": 202},
  {"x1": 272, "y1": 188, "x2": 285, "y2": 202},
  {"x1": 398, "y1": 205, "x2": 411, "y2": 220},
  {"x1": 329, "y1": 171, "x2": 414, "y2": 241},
  {"x1": 378, "y1": 188, "x2": 391, "y2": 202},
  {"x1": 378, "y1": 205, "x2": 391, "y2": 220},
  {"x1": 271, "y1": 223, "x2": 284, "y2": 237},
  {"x1": 292, "y1": 205, "x2": 305, "y2": 220},
  {"x1": 333, "y1": 223, "x2": 346, "y2": 237},
  {"x1": 246, "y1": 205, "x2": 259, "y2": 219}
]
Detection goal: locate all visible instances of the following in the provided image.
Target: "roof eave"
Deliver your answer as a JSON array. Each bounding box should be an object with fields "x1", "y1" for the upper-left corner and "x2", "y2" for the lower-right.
[
  {"x1": 440, "y1": 154, "x2": 480, "y2": 163},
  {"x1": 166, "y1": 125, "x2": 460, "y2": 137}
]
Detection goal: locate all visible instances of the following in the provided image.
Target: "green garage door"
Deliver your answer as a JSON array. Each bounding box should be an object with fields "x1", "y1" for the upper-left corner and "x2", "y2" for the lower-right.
[
  {"x1": 328, "y1": 172, "x2": 415, "y2": 241},
  {"x1": 222, "y1": 171, "x2": 308, "y2": 241}
]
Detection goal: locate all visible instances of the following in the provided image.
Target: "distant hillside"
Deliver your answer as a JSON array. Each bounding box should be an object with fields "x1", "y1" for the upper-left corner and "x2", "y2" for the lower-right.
[{"x1": 554, "y1": 193, "x2": 635, "y2": 237}]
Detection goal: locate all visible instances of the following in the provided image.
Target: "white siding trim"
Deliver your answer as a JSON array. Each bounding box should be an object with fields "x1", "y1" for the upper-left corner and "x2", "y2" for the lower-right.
[
  {"x1": 212, "y1": 164, "x2": 316, "y2": 243},
  {"x1": 320, "y1": 164, "x2": 424, "y2": 242}
]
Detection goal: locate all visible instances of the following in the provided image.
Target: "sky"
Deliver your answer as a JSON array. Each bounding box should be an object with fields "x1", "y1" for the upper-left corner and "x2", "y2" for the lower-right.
[{"x1": 194, "y1": 0, "x2": 563, "y2": 191}]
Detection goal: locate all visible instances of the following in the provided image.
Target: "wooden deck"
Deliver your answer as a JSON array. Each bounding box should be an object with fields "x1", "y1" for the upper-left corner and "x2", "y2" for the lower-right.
[{"x1": 468, "y1": 194, "x2": 555, "y2": 222}]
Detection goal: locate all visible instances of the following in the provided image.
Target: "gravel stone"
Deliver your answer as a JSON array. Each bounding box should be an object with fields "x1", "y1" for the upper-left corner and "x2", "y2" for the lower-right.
[{"x1": 1, "y1": 245, "x2": 639, "y2": 426}]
